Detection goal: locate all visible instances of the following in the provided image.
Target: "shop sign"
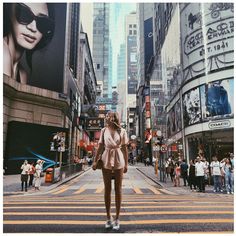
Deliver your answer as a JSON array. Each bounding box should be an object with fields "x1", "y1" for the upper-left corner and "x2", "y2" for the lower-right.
[
  {"x1": 86, "y1": 118, "x2": 104, "y2": 131},
  {"x1": 208, "y1": 120, "x2": 231, "y2": 129}
]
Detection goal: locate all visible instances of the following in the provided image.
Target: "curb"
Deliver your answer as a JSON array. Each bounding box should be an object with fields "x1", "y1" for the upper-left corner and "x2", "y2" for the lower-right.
[{"x1": 136, "y1": 168, "x2": 164, "y2": 188}]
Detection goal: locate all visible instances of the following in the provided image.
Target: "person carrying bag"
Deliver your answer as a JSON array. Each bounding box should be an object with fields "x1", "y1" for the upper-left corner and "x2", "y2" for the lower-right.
[{"x1": 92, "y1": 111, "x2": 128, "y2": 231}]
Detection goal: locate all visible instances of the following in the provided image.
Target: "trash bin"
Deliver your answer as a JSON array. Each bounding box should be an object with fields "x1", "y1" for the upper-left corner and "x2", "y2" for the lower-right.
[{"x1": 45, "y1": 168, "x2": 53, "y2": 183}]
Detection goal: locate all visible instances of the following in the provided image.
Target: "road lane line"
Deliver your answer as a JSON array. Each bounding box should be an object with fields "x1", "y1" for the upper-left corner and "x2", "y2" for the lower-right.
[
  {"x1": 4, "y1": 211, "x2": 234, "y2": 216},
  {"x1": 74, "y1": 187, "x2": 86, "y2": 194},
  {"x1": 52, "y1": 187, "x2": 69, "y2": 195},
  {"x1": 95, "y1": 186, "x2": 104, "y2": 194},
  {"x1": 133, "y1": 187, "x2": 143, "y2": 194},
  {"x1": 148, "y1": 186, "x2": 161, "y2": 194},
  {"x1": 3, "y1": 219, "x2": 233, "y2": 225},
  {"x1": 158, "y1": 189, "x2": 177, "y2": 195},
  {"x1": 4, "y1": 205, "x2": 233, "y2": 209}
]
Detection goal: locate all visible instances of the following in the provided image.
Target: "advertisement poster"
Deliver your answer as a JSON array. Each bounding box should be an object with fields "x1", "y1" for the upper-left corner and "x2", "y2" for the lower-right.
[
  {"x1": 5, "y1": 121, "x2": 68, "y2": 174},
  {"x1": 200, "y1": 78, "x2": 234, "y2": 121},
  {"x1": 180, "y1": 3, "x2": 234, "y2": 81},
  {"x1": 175, "y1": 100, "x2": 182, "y2": 132},
  {"x1": 127, "y1": 35, "x2": 138, "y2": 94},
  {"x1": 183, "y1": 87, "x2": 201, "y2": 126},
  {"x1": 144, "y1": 17, "x2": 153, "y2": 74},
  {"x1": 3, "y1": 3, "x2": 67, "y2": 92}
]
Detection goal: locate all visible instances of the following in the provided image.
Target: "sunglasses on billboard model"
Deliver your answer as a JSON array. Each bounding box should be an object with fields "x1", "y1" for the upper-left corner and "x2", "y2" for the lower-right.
[{"x1": 15, "y1": 3, "x2": 54, "y2": 35}]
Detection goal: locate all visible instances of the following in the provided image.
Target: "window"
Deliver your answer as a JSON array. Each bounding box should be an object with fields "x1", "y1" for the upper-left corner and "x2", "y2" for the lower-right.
[
  {"x1": 97, "y1": 64, "x2": 100, "y2": 69},
  {"x1": 134, "y1": 30, "x2": 137, "y2": 35},
  {"x1": 133, "y1": 24, "x2": 136, "y2": 28},
  {"x1": 129, "y1": 24, "x2": 132, "y2": 28},
  {"x1": 129, "y1": 30, "x2": 132, "y2": 35}
]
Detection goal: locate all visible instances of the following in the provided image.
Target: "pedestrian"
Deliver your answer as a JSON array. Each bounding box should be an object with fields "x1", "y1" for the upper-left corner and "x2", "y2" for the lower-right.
[
  {"x1": 188, "y1": 160, "x2": 197, "y2": 191},
  {"x1": 169, "y1": 159, "x2": 175, "y2": 182},
  {"x1": 180, "y1": 159, "x2": 188, "y2": 186},
  {"x1": 129, "y1": 152, "x2": 133, "y2": 165},
  {"x1": 195, "y1": 157, "x2": 206, "y2": 192},
  {"x1": 221, "y1": 158, "x2": 234, "y2": 194},
  {"x1": 3, "y1": 3, "x2": 55, "y2": 83},
  {"x1": 174, "y1": 162, "x2": 181, "y2": 187},
  {"x1": 28, "y1": 161, "x2": 36, "y2": 187},
  {"x1": 20, "y1": 160, "x2": 30, "y2": 191},
  {"x1": 92, "y1": 111, "x2": 128, "y2": 230},
  {"x1": 202, "y1": 157, "x2": 210, "y2": 186},
  {"x1": 34, "y1": 159, "x2": 44, "y2": 190},
  {"x1": 210, "y1": 156, "x2": 223, "y2": 193},
  {"x1": 165, "y1": 158, "x2": 170, "y2": 179}
]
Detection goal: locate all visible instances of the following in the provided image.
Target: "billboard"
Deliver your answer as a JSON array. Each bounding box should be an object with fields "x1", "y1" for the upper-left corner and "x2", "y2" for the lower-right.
[
  {"x1": 183, "y1": 87, "x2": 201, "y2": 126},
  {"x1": 127, "y1": 35, "x2": 138, "y2": 94},
  {"x1": 3, "y1": 3, "x2": 67, "y2": 92},
  {"x1": 200, "y1": 78, "x2": 234, "y2": 121},
  {"x1": 180, "y1": 3, "x2": 234, "y2": 81},
  {"x1": 5, "y1": 121, "x2": 69, "y2": 174},
  {"x1": 144, "y1": 17, "x2": 153, "y2": 73}
]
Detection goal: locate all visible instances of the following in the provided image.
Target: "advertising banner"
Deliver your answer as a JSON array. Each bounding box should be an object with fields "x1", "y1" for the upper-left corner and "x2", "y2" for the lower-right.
[
  {"x1": 183, "y1": 87, "x2": 201, "y2": 126},
  {"x1": 127, "y1": 35, "x2": 138, "y2": 94},
  {"x1": 144, "y1": 17, "x2": 153, "y2": 73},
  {"x1": 3, "y1": 3, "x2": 67, "y2": 92},
  {"x1": 200, "y1": 78, "x2": 234, "y2": 121},
  {"x1": 5, "y1": 121, "x2": 68, "y2": 174},
  {"x1": 180, "y1": 3, "x2": 234, "y2": 81}
]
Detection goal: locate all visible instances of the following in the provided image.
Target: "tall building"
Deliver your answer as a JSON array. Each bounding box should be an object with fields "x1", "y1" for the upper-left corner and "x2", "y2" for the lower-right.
[
  {"x1": 125, "y1": 12, "x2": 138, "y2": 137},
  {"x1": 93, "y1": 3, "x2": 110, "y2": 98}
]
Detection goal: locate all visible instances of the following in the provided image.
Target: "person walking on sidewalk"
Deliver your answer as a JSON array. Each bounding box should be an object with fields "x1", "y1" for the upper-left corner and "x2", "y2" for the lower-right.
[
  {"x1": 34, "y1": 160, "x2": 44, "y2": 190},
  {"x1": 221, "y1": 158, "x2": 233, "y2": 194},
  {"x1": 210, "y1": 156, "x2": 223, "y2": 193},
  {"x1": 174, "y1": 162, "x2": 181, "y2": 187},
  {"x1": 20, "y1": 160, "x2": 30, "y2": 192},
  {"x1": 180, "y1": 159, "x2": 188, "y2": 186},
  {"x1": 195, "y1": 157, "x2": 206, "y2": 192},
  {"x1": 92, "y1": 111, "x2": 128, "y2": 231},
  {"x1": 28, "y1": 161, "x2": 35, "y2": 187},
  {"x1": 188, "y1": 160, "x2": 197, "y2": 191}
]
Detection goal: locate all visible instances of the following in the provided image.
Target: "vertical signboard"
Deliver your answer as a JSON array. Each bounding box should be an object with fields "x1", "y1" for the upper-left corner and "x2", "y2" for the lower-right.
[
  {"x1": 180, "y1": 3, "x2": 234, "y2": 82},
  {"x1": 3, "y1": 3, "x2": 67, "y2": 92},
  {"x1": 144, "y1": 17, "x2": 154, "y2": 73},
  {"x1": 127, "y1": 35, "x2": 138, "y2": 94}
]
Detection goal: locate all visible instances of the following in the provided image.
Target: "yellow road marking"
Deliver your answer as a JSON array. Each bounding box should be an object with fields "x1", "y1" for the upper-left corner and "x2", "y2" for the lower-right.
[
  {"x1": 74, "y1": 187, "x2": 86, "y2": 194},
  {"x1": 3, "y1": 219, "x2": 233, "y2": 225},
  {"x1": 4, "y1": 205, "x2": 233, "y2": 209},
  {"x1": 133, "y1": 187, "x2": 143, "y2": 194},
  {"x1": 95, "y1": 186, "x2": 104, "y2": 194},
  {"x1": 52, "y1": 187, "x2": 69, "y2": 195},
  {"x1": 148, "y1": 186, "x2": 161, "y2": 194},
  {"x1": 4, "y1": 211, "x2": 233, "y2": 216},
  {"x1": 158, "y1": 189, "x2": 177, "y2": 195}
]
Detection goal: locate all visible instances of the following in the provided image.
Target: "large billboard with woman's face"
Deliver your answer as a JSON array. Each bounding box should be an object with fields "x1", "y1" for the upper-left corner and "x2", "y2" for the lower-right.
[
  {"x1": 183, "y1": 87, "x2": 201, "y2": 126},
  {"x1": 3, "y1": 3, "x2": 67, "y2": 93},
  {"x1": 200, "y1": 78, "x2": 234, "y2": 121},
  {"x1": 180, "y1": 3, "x2": 234, "y2": 82}
]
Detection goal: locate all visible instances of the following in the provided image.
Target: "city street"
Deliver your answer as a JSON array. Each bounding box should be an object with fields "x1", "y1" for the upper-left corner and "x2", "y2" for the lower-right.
[{"x1": 3, "y1": 165, "x2": 234, "y2": 233}]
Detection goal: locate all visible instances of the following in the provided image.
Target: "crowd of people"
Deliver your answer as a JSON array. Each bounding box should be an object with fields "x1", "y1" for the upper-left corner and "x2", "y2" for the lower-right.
[
  {"x1": 165, "y1": 153, "x2": 234, "y2": 194},
  {"x1": 20, "y1": 159, "x2": 44, "y2": 191}
]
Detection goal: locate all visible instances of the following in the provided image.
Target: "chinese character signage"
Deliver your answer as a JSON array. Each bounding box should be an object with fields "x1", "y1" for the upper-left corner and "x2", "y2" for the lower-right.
[{"x1": 86, "y1": 118, "x2": 104, "y2": 131}]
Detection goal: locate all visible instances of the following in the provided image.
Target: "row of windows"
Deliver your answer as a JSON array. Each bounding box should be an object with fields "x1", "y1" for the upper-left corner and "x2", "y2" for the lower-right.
[
  {"x1": 129, "y1": 24, "x2": 137, "y2": 28},
  {"x1": 129, "y1": 30, "x2": 137, "y2": 35}
]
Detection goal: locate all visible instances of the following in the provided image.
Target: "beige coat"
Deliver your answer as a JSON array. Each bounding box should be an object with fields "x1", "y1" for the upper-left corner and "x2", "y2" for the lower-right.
[{"x1": 99, "y1": 127, "x2": 128, "y2": 170}]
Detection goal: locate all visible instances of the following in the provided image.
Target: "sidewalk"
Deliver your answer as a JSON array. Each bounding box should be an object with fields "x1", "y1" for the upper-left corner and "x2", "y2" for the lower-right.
[
  {"x1": 3, "y1": 165, "x2": 91, "y2": 196},
  {"x1": 135, "y1": 162, "x2": 218, "y2": 196}
]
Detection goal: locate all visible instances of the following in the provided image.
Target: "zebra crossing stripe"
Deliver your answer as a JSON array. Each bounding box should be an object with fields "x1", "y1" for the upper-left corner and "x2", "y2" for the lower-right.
[
  {"x1": 95, "y1": 186, "x2": 104, "y2": 194},
  {"x1": 133, "y1": 187, "x2": 143, "y2": 194},
  {"x1": 74, "y1": 187, "x2": 86, "y2": 194},
  {"x1": 3, "y1": 218, "x2": 233, "y2": 225},
  {"x1": 52, "y1": 187, "x2": 69, "y2": 195},
  {"x1": 148, "y1": 186, "x2": 161, "y2": 194}
]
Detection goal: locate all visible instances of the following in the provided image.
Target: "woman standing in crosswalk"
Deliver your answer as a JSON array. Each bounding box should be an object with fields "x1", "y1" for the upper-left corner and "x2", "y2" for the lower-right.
[{"x1": 92, "y1": 111, "x2": 129, "y2": 230}]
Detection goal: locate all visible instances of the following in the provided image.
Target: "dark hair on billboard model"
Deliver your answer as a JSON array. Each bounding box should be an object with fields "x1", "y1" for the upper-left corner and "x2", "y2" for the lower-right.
[{"x1": 3, "y1": 3, "x2": 55, "y2": 69}]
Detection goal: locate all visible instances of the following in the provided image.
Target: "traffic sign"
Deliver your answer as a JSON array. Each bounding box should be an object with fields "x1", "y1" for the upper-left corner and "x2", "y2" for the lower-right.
[{"x1": 160, "y1": 144, "x2": 167, "y2": 153}]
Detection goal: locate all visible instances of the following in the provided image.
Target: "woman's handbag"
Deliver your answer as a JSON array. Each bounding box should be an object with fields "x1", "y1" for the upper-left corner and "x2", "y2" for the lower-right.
[{"x1": 96, "y1": 158, "x2": 103, "y2": 169}]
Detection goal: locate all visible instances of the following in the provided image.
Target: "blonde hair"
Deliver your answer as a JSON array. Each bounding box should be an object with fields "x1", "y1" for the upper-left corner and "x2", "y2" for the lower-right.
[{"x1": 106, "y1": 111, "x2": 121, "y2": 130}]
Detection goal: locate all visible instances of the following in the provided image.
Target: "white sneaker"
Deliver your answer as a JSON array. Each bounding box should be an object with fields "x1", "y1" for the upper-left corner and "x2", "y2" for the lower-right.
[
  {"x1": 213, "y1": 190, "x2": 216, "y2": 193},
  {"x1": 231, "y1": 192, "x2": 234, "y2": 194},
  {"x1": 227, "y1": 192, "x2": 230, "y2": 194},
  {"x1": 113, "y1": 219, "x2": 120, "y2": 230},
  {"x1": 105, "y1": 217, "x2": 113, "y2": 229}
]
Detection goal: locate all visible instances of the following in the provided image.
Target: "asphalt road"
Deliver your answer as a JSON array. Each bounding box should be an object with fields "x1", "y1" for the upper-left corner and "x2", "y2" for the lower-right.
[{"x1": 3, "y1": 167, "x2": 234, "y2": 233}]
